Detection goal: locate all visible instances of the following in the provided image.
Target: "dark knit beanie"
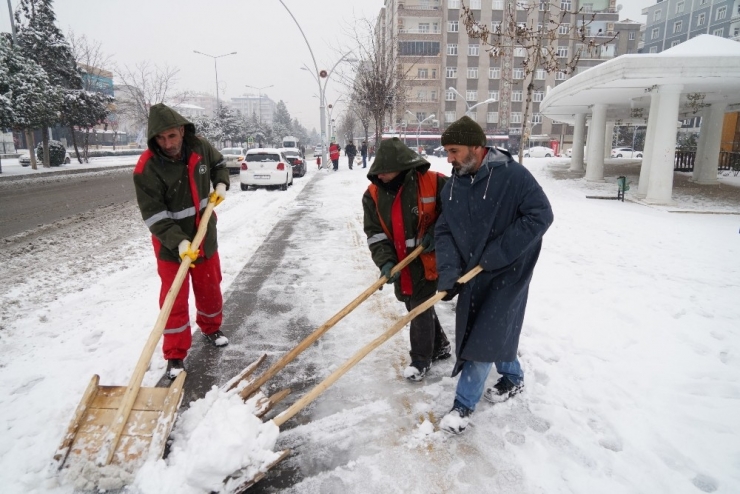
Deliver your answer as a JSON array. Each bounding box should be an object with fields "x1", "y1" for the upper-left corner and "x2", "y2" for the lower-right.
[{"x1": 440, "y1": 116, "x2": 487, "y2": 147}]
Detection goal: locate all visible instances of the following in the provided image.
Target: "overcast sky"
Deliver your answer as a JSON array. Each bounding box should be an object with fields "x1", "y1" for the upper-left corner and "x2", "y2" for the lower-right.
[{"x1": 2, "y1": 0, "x2": 648, "y2": 132}]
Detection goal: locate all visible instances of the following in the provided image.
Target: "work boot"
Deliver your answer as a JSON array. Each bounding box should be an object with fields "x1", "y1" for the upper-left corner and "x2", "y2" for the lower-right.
[
  {"x1": 432, "y1": 342, "x2": 452, "y2": 361},
  {"x1": 483, "y1": 377, "x2": 524, "y2": 404},
  {"x1": 202, "y1": 330, "x2": 229, "y2": 347},
  {"x1": 403, "y1": 361, "x2": 430, "y2": 382},
  {"x1": 166, "y1": 359, "x2": 185, "y2": 379},
  {"x1": 439, "y1": 401, "x2": 472, "y2": 434}
]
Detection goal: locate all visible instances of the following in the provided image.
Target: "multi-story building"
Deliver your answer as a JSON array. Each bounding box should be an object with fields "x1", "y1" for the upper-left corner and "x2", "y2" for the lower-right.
[
  {"x1": 229, "y1": 95, "x2": 277, "y2": 126},
  {"x1": 380, "y1": 0, "x2": 642, "y2": 151},
  {"x1": 183, "y1": 92, "x2": 218, "y2": 118},
  {"x1": 640, "y1": 0, "x2": 739, "y2": 54}
]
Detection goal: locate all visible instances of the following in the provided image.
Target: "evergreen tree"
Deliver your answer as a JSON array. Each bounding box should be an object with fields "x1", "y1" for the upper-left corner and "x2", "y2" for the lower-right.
[
  {"x1": 271, "y1": 100, "x2": 293, "y2": 141},
  {"x1": 216, "y1": 104, "x2": 242, "y2": 145},
  {"x1": 14, "y1": 0, "x2": 81, "y2": 167}
]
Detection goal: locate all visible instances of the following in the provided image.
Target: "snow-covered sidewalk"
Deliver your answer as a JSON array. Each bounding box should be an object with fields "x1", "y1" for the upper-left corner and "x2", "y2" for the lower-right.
[{"x1": 1, "y1": 156, "x2": 739, "y2": 493}]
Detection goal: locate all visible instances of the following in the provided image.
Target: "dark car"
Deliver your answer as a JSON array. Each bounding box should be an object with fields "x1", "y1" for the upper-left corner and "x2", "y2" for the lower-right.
[
  {"x1": 283, "y1": 149, "x2": 306, "y2": 177},
  {"x1": 433, "y1": 145, "x2": 447, "y2": 157}
]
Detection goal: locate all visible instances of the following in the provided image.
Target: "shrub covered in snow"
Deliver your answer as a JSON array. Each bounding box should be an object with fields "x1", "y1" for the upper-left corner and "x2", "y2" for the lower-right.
[{"x1": 36, "y1": 140, "x2": 67, "y2": 166}]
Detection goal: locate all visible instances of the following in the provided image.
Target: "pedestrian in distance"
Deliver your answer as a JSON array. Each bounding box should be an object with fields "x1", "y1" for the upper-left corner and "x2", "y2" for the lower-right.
[
  {"x1": 435, "y1": 116, "x2": 554, "y2": 434},
  {"x1": 360, "y1": 141, "x2": 368, "y2": 168},
  {"x1": 345, "y1": 141, "x2": 357, "y2": 170},
  {"x1": 329, "y1": 141, "x2": 341, "y2": 171},
  {"x1": 363, "y1": 137, "x2": 452, "y2": 382},
  {"x1": 133, "y1": 103, "x2": 231, "y2": 380}
]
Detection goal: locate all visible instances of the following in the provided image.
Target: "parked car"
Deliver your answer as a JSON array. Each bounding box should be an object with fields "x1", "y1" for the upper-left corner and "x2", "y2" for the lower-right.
[
  {"x1": 19, "y1": 149, "x2": 71, "y2": 166},
  {"x1": 313, "y1": 145, "x2": 323, "y2": 157},
  {"x1": 220, "y1": 147, "x2": 247, "y2": 174},
  {"x1": 611, "y1": 147, "x2": 643, "y2": 158},
  {"x1": 281, "y1": 149, "x2": 306, "y2": 177},
  {"x1": 433, "y1": 145, "x2": 447, "y2": 157},
  {"x1": 523, "y1": 146, "x2": 556, "y2": 158},
  {"x1": 240, "y1": 148, "x2": 293, "y2": 191}
]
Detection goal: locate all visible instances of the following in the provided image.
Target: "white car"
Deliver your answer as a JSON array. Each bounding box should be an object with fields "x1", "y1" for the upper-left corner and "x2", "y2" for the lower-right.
[
  {"x1": 611, "y1": 147, "x2": 643, "y2": 158},
  {"x1": 220, "y1": 147, "x2": 247, "y2": 174},
  {"x1": 19, "y1": 150, "x2": 71, "y2": 166},
  {"x1": 523, "y1": 146, "x2": 556, "y2": 158},
  {"x1": 240, "y1": 148, "x2": 293, "y2": 191}
]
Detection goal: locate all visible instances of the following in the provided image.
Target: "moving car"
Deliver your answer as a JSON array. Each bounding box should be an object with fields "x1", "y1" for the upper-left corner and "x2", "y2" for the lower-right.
[
  {"x1": 523, "y1": 146, "x2": 556, "y2": 158},
  {"x1": 282, "y1": 149, "x2": 306, "y2": 177},
  {"x1": 611, "y1": 147, "x2": 643, "y2": 158},
  {"x1": 240, "y1": 148, "x2": 293, "y2": 191},
  {"x1": 220, "y1": 147, "x2": 247, "y2": 174}
]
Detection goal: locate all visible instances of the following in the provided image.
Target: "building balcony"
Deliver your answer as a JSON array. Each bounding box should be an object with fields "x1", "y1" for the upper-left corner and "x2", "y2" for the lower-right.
[
  {"x1": 397, "y1": 2, "x2": 443, "y2": 14},
  {"x1": 407, "y1": 97, "x2": 439, "y2": 104},
  {"x1": 399, "y1": 28, "x2": 442, "y2": 34}
]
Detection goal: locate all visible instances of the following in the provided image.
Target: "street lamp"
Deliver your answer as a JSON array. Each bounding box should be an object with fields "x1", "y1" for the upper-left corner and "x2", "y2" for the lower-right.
[
  {"x1": 193, "y1": 50, "x2": 237, "y2": 113},
  {"x1": 405, "y1": 111, "x2": 436, "y2": 150},
  {"x1": 245, "y1": 84, "x2": 274, "y2": 126},
  {"x1": 448, "y1": 87, "x2": 497, "y2": 117}
]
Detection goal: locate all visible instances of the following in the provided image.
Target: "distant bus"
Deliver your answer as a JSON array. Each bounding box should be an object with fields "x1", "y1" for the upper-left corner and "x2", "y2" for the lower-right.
[{"x1": 282, "y1": 136, "x2": 300, "y2": 150}]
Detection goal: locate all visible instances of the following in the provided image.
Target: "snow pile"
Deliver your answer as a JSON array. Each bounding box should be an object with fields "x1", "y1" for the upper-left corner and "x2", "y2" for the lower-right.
[{"x1": 133, "y1": 385, "x2": 281, "y2": 494}]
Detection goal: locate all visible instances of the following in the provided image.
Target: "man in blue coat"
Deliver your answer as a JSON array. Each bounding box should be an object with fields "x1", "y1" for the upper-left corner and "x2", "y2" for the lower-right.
[{"x1": 435, "y1": 116, "x2": 553, "y2": 434}]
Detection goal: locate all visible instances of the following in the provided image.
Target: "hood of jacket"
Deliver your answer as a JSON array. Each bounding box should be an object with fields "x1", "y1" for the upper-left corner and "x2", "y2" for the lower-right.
[
  {"x1": 146, "y1": 103, "x2": 197, "y2": 152},
  {"x1": 367, "y1": 138, "x2": 430, "y2": 186}
]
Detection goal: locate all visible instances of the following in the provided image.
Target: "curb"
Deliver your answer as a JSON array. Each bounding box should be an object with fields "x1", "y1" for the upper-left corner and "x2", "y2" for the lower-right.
[{"x1": 0, "y1": 164, "x2": 135, "y2": 182}]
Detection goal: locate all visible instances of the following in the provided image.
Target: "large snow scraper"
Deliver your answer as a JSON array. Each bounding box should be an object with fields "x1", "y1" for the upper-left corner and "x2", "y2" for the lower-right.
[{"x1": 53, "y1": 200, "x2": 218, "y2": 481}]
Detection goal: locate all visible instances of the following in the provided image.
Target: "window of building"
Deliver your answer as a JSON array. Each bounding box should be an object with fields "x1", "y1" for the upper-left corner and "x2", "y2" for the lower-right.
[
  {"x1": 468, "y1": 44, "x2": 480, "y2": 56},
  {"x1": 533, "y1": 91, "x2": 544, "y2": 102},
  {"x1": 697, "y1": 13, "x2": 705, "y2": 26},
  {"x1": 557, "y1": 46, "x2": 568, "y2": 57},
  {"x1": 470, "y1": 0, "x2": 482, "y2": 8},
  {"x1": 536, "y1": 68, "x2": 546, "y2": 80},
  {"x1": 654, "y1": 9, "x2": 662, "y2": 21},
  {"x1": 671, "y1": 40, "x2": 681, "y2": 47},
  {"x1": 651, "y1": 27, "x2": 660, "y2": 40},
  {"x1": 415, "y1": 112, "x2": 427, "y2": 122},
  {"x1": 448, "y1": 20, "x2": 459, "y2": 32},
  {"x1": 432, "y1": 68, "x2": 438, "y2": 78},
  {"x1": 629, "y1": 31, "x2": 636, "y2": 40},
  {"x1": 418, "y1": 23, "x2": 430, "y2": 33},
  {"x1": 491, "y1": 21, "x2": 501, "y2": 33},
  {"x1": 556, "y1": 71, "x2": 566, "y2": 80},
  {"x1": 487, "y1": 111, "x2": 499, "y2": 123},
  {"x1": 582, "y1": 3, "x2": 593, "y2": 13},
  {"x1": 715, "y1": 6, "x2": 726, "y2": 20},
  {"x1": 446, "y1": 66, "x2": 457, "y2": 78},
  {"x1": 466, "y1": 90, "x2": 478, "y2": 101},
  {"x1": 649, "y1": 46, "x2": 658, "y2": 53},
  {"x1": 467, "y1": 110, "x2": 477, "y2": 120},
  {"x1": 512, "y1": 90, "x2": 523, "y2": 102},
  {"x1": 560, "y1": 0, "x2": 572, "y2": 10},
  {"x1": 489, "y1": 66, "x2": 501, "y2": 79},
  {"x1": 398, "y1": 41, "x2": 441, "y2": 56},
  {"x1": 676, "y1": 2, "x2": 684, "y2": 13},
  {"x1": 417, "y1": 68, "x2": 428, "y2": 78},
  {"x1": 511, "y1": 112, "x2": 522, "y2": 124},
  {"x1": 514, "y1": 46, "x2": 527, "y2": 57},
  {"x1": 447, "y1": 43, "x2": 458, "y2": 55},
  {"x1": 532, "y1": 113, "x2": 542, "y2": 124},
  {"x1": 488, "y1": 90, "x2": 499, "y2": 101},
  {"x1": 448, "y1": 0, "x2": 461, "y2": 8},
  {"x1": 559, "y1": 23, "x2": 570, "y2": 35},
  {"x1": 713, "y1": 27, "x2": 724, "y2": 36},
  {"x1": 445, "y1": 111, "x2": 456, "y2": 123},
  {"x1": 513, "y1": 68, "x2": 524, "y2": 79},
  {"x1": 467, "y1": 67, "x2": 479, "y2": 78},
  {"x1": 446, "y1": 90, "x2": 455, "y2": 101},
  {"x1": 416, "y1": 90, "x2": 427, "y2": 101},
  {"x1": 673, "y1": 20, "x2": 682, "y2": 33},
  {"x1": 492, "y1": 0, "x2": 504, "y2": 9}
]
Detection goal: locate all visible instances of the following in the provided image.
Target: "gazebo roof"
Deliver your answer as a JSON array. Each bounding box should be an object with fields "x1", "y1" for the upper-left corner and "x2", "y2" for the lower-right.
[{"x1": 539, "y1": 35, "x2": 740, "y2": 125}]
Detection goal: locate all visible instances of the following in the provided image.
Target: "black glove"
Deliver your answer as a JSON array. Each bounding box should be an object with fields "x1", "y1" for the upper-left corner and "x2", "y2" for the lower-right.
[
  {"x1": 441, "y1": 283, "x2": 462, "y2": 301},
  {"x1": 420, "y1": 231, "x2": 435, "y2": 253},
  {"x1": 380, "y1": 262, "x2": 400, "y2": 284}
]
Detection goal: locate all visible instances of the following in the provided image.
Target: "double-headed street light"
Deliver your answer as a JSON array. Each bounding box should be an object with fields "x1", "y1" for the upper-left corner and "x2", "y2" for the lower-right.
[
  {"x1": 405, "y1": 111, "x2": 437, "y2": 151},
  {"x1": 244, "y1": 84, "x2": 274, "y2": 126},
  {"x1": 448, "y1": 87, "x2": 497, "y2": 117},
  {"x1": 193, "y1": 50, "x2": 237, "y2": 112}
]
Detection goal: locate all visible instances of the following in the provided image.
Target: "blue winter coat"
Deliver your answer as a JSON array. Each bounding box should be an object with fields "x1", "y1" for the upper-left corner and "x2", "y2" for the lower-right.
[{"x1": 435, "y1": 147, "x2": 553, "y2": 375}]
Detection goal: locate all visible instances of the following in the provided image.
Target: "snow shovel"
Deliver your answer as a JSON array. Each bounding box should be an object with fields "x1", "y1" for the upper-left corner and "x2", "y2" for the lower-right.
[
  {"x1": 53, "y1": 199, "x2": 218, "y2": 476},
  {"x1": 227, "y1": 265, "x2": 483, "y2": 492},
  {"x1": 233, "y1": 245, "x2": 426, "y2": 401}
]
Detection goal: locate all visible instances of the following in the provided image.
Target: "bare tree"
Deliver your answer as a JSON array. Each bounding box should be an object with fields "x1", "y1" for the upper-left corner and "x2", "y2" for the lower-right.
[
  {"x1": 461, "y1": 0, "x2": 616, "y2": 163},
  {"x1": 114, "y1": 62, "x2": 184, "y2": 144},
  {"x1": 350, "y1": 100, "x2": 373, "y2": 147},
  {"x1": 337, "y1": 109, "x2": 358, "y2": 145}
]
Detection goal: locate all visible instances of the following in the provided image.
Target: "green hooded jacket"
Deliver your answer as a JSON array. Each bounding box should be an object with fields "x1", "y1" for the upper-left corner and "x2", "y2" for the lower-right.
[
  {"x1": 362, "y1": 138, "x2": 448, "y2": 302},
  {"x1": 133, "y1": 103, "x2": 230, "y2": 263}
]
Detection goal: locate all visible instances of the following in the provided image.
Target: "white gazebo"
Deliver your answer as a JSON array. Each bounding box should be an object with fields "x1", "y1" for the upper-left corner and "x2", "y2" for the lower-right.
[{"x1": 539, "y1": 35, "x2": 740, "y2": 205}]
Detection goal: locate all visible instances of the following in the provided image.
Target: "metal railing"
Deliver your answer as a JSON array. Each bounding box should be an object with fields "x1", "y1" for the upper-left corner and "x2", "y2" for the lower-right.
[{"x1": 673, "y1": 150, "x2": 740, "y2": 174}]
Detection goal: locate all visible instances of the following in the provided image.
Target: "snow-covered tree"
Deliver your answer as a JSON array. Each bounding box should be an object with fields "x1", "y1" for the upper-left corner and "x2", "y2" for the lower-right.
[
  {"x1": 272, "y1": 101, "x2": 292, "y2": 140},
  {"x1": 216, "y1": 104, "x2": 243, "y2": 145},
  {"x1": 14, "y1": 0, "x2": 82, "y2": 167}
]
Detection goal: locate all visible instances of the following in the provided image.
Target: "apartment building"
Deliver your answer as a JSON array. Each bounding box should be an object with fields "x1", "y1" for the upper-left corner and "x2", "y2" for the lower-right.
[
  {"x1": 229, "y1": 94, "x2": 277, "y2": 126},
  {"x1": 381, "y1": 0, "x2": 641, "y2": 150}
]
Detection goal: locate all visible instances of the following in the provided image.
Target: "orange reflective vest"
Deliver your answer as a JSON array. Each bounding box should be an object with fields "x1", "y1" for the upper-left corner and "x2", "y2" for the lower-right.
[{"x1": 367, "y1": 171, "x2": 441, "y2": 281}]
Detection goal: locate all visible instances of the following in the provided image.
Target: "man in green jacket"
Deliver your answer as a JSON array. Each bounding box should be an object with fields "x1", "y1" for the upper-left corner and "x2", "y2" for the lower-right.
[
  {"x1": 133, "y1": 103, "x2": 230, "y2": 379},
  {"x1": 362, "y1": 138, "x2": 451, "y2": 381}
]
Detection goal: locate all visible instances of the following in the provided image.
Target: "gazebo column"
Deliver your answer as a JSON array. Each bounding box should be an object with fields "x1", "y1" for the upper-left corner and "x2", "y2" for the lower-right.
[
  {"x1": 637, "y1": 91, "x2": 662, "y2": 197},
  {"x1": 585, "y1": 104, "x2": 607, "y2": 182},
  {"x1": 646, "y1": 84, "x2": 683, "y2": 205},
  {"x1": 693, "y1": 102, "x2": 727, "y2": 185},
  {"x1": 604, "y1": 122, "x2": 615, "y2": 159},
  {"x1": 570, "y1": 112, "x2": 586, "y2": 172}
]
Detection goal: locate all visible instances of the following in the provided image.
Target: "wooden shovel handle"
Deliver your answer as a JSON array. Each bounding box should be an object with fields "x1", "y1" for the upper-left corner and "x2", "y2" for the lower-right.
[
  {"x1": 273, "y1": 265, "x2": 483, "y2": 427},
  {"x1": 98, "y1": 200, "x2": 216, "y2": 466},
  {"x1": 239, "y1": 245, "x2": 425, "y2": 400}
]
